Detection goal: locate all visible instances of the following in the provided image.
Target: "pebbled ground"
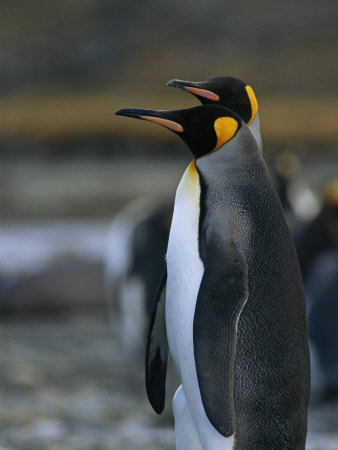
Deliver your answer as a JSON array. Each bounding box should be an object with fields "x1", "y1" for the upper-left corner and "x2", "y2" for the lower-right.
[{"x1": 0, "y1": 308, "x2": 336, "y2": 450}]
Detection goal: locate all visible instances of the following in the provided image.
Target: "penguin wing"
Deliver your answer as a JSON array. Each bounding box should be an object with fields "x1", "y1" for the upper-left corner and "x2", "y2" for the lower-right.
[
  {"x1": 145, "y1": 264, "x2": 169, "y2": 414},
  {"x1": 194, "y1": 239, "x2": 248, "y2": 437}
]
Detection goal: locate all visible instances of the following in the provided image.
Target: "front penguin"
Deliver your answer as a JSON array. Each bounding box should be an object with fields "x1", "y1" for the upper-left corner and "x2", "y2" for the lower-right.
[{"x1": 115, "y1": 104, "x2": 310, "y2": 450}]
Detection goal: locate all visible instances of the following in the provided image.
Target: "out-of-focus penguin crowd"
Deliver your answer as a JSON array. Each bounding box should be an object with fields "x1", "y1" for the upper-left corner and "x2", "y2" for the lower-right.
[{"x1": 1, "y1": 1, "x2": 338, "y2": 449}]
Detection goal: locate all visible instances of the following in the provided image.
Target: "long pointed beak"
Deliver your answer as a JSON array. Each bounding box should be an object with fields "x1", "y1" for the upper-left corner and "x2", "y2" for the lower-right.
[
  {"x1": 166, "y1": 79, "x2": 219, "y2": 102},
  {"x1": 166, "y1": 79, "x2": 198, "y2": 89},
  {"x1": 115, "y1": 108, "x2": 157, "y2": 119},
  {"x1": 115, "y1": 108, "x2": 184, "y2": 133}
]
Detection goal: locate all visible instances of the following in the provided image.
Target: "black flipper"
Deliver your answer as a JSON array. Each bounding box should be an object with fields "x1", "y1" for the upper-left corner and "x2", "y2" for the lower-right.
[
  {"x1": 194, "y1": 239, "x2": 248, "y2": 437},
  {"x1": 145, "y1": 264, "x2": 169, "y2": 414}
]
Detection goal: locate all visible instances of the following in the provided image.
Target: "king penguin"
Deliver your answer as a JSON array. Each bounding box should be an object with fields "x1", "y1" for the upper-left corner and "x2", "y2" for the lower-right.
[
  {"x1": 115, "y1": 104, "x2": 310, "y2": 449},
  {"x1": 145, "y1": 77, "x2": 263, "y2": 344},
  {"x1": 167, "y1": 76, "x2": 263, "y2": 153}
]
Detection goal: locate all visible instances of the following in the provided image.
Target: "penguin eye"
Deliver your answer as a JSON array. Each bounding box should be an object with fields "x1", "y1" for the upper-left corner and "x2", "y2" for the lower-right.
[{"x1": 212, "y1": 117, "x2": 239, "y2": 152}]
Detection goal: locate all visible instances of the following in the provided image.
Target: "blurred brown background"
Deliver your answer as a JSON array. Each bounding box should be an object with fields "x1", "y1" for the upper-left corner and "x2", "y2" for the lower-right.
[{"x1": 0, "y1": 1, "x2": 337, "y2": 449}]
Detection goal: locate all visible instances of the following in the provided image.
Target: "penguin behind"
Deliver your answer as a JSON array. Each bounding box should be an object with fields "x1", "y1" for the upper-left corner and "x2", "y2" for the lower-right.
[
  {"x1": 115, "y1": 104, "x2": 310, "y2": 449},
  {"x1": 167, "y1": 76, "x2": 263, "y2": 152}
]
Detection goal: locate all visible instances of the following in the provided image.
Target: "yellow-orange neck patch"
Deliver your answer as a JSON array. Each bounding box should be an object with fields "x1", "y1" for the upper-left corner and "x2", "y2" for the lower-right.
[
  {"x1": 245, "y1": 85, "x2": 258, "y2": 125},
  {"x1": 212, "y1": 117, "x2": 238, "y2": 152},
  {"x1": 186, "y1": 158, "x2": 198, "y2": 179}
]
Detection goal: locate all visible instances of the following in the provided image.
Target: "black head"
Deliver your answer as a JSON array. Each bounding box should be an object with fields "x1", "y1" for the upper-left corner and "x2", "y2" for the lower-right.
[
  {"x1": 167, "y1": 76, "x2": 258, "y2": 125},
  {"x1": 115, "y1": 105, "x2": 242, "y2": 159}
]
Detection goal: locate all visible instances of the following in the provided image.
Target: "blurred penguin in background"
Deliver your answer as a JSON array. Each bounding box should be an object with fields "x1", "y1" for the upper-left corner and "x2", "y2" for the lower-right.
[
  {"x1": 295, "y1": 178, "x2": 338, "y2": 402},
  {"x1": 271, "y1": 148, "x2": 302, "y2": 233},
  {"x1": 104, "y1": 197, "x2": 172, "y2": 355}
]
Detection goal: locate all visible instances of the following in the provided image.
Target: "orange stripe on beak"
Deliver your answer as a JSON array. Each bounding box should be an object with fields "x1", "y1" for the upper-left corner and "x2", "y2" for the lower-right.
[
  {"x1": 140, "y1": 116, "x2": 184, "y2": 132},
  {"x1": 184, "y1": 86, "x2": 219, "y2": 101}
]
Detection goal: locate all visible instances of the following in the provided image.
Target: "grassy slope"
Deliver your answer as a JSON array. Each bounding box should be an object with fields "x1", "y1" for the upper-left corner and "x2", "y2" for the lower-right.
[
  {"x1": 0, "y1": 1, "x2": 337, "y2": 146},
  {"x1": 1, "y1": 90, "x2": 338, "y2": 145}
]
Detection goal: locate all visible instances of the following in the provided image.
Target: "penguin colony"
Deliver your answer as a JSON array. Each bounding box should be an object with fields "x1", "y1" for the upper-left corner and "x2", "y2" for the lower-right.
[{"x1": 116, "y1": 77, "x2": 310, "y2": 450}]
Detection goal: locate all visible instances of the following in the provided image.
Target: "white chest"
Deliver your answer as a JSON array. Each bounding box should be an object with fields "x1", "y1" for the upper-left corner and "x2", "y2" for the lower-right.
[
  {"x1": 165, "y1": 160, "x2": 204, "y2": 373},
  {"x1": 166, "y1": 161, "x2": 233, "y2": 449}
]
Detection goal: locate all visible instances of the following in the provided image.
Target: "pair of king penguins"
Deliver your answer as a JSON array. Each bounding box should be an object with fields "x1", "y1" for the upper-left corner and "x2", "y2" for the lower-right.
[{"x1": 116, "y1": 77, "x2": 310, "y2": 450}]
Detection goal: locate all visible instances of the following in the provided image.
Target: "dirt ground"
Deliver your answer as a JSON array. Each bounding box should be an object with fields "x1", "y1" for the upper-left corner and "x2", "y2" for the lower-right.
[{"x1": 0, "y1": 308, "x2": 337, "y2": 450}]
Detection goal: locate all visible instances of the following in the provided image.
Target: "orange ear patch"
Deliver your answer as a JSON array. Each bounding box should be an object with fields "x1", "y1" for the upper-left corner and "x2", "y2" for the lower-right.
[
  {"x1": 184, "y1": 86, "x2": 220, "y2": 101},
  {"x1": 212, "y1": 117, "x2": 238, "y2": 152},
  {"x1": 245, "y1": 85, "x2": 258, "y2": 125},
  {"x1": 140, "y1": 116, "x2": 184, "y2": 132}
]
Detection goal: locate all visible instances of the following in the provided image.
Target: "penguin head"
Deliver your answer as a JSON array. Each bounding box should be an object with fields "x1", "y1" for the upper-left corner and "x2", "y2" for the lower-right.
[
  {"x1": 166, "y1": 76, "x2": 258, "y2": 126},
  {"x1": 115, "y1": 105, "x2": 241, "y2": 159}
]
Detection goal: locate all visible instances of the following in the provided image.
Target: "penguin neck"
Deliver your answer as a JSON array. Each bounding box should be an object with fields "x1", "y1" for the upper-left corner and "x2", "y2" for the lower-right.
[
  {"x1": 196, "y1": 128, "x2": 261, "y2": 178},
  {"x1": 175, "y1": 159, "x2": 200, "y2": 200},
  {"x1": 248, "y1": 113, "x2": 263, "y2": 153}
]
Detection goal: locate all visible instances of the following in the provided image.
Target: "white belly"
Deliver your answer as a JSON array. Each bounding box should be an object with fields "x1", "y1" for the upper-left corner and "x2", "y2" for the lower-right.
[
  {"x1": 166, "y1": 160, "x2": 204, "y2": 377},
  {"x1": 166, "y1": 161, "x2": 230, "y2": 449}
]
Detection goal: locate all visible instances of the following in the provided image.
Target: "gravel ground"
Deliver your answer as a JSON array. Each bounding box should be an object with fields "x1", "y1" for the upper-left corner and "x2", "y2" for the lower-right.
[{"x1": 0, "y1": 308, "x2": 337, "y2": 450}]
